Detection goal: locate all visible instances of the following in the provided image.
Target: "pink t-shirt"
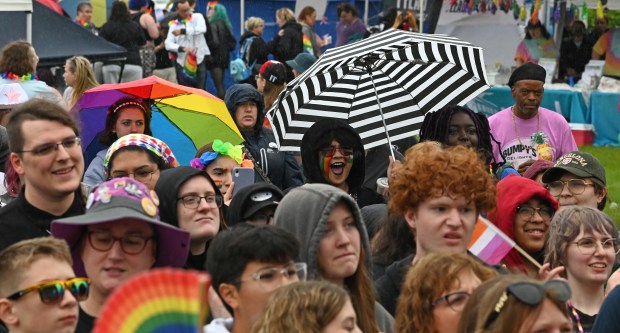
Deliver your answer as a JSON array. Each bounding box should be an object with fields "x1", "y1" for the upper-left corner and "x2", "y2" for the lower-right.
[{"x1": 489, "y1": 107, "x2": 577, "y2": 168}]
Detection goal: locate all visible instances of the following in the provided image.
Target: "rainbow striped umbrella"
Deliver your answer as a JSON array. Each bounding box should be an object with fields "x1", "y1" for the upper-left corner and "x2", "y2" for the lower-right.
[{"x1": 76, "y1": 76, "x2": 242, "y2": 165}]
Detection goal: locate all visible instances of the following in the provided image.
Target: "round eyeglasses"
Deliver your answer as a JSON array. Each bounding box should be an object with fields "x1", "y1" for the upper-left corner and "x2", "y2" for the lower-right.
[
  {"x1": 546, "y1": 179, "x2": 595, "y2": 197},
  {"x1": 571, "y1": 237, "x2": 620, "y2": 255},
  {"x1": 87, "y1": 231, "x2": 153, "y2": 255},
  {"x1": 238, "y1": 262, "x2": 307, "y2": 292},
  {"x1": 516, "y1": 206, "x2": 553, "y2": 221}
]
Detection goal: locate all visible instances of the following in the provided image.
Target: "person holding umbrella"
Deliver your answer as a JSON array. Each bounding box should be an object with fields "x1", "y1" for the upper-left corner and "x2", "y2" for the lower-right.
[
  {"x1": 83, "y1": 97, "x2": 153, "y2": 187},
  {"x1": 224, "y1": 84, "x2": 303, "y2": 192},
  {"x1": 300, "y1": 118, "x2": 384, "y2": 208}
]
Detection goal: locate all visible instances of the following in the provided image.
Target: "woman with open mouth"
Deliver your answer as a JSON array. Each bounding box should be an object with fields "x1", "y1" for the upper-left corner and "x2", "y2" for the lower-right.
[
  {"x1": 488, "y1": 175, "x2": 558, "y2": 276},
  {"x1": 300, "y1": 118, "x2": 384, "y2": 209}
]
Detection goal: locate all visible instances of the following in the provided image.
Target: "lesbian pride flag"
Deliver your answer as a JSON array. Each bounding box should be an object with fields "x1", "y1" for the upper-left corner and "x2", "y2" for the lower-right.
[{"x1": 468, "y1": 216, "x2": 515, "y2": 265}]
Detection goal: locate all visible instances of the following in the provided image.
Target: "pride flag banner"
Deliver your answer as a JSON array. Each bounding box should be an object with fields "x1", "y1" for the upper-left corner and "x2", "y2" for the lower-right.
[{"x1": 468, "y1": 216, "x2": 515, "y2": 265}]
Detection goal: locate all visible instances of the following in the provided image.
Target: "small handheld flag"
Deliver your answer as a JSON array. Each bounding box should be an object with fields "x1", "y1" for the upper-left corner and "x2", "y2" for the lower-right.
[{"x1": 468, "y1": 216, "x2": 515, "y2": 265}]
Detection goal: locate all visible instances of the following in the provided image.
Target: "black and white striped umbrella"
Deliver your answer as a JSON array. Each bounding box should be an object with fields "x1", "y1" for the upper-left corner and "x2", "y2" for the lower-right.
[{"x1": 267, "y1": 29, "x2": 490, "y2": 154}]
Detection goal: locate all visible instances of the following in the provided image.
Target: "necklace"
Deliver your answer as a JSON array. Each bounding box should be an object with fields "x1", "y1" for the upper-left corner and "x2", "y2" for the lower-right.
[
  {"x1": 567, "y1": 300, "x2": 584, "y2": 333},
  {"x1": 511, "y1": 106, "x2": 540, "y2": 146},
  {"x1": 1, "y1": 72, "x2": 38, "y2": 81}
]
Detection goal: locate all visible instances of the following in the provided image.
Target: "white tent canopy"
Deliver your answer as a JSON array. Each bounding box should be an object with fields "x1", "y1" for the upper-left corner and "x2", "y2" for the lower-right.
[
  {"x1": 0, "y1": 0, "x2": 32, "y2": 12},
  {"x1": 0, "y1": 0, "x2": 32, "y2": 43}
]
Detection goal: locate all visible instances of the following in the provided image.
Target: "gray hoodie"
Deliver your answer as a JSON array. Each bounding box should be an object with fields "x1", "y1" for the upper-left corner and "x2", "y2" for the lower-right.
[{"x1": 273, "y1": 183, "x2": 394, "y2": 333}]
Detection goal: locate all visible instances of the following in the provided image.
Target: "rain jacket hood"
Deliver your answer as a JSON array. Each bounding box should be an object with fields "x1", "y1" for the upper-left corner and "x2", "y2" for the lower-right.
[
  {"x1": 273, "y1": 183, "x2": 372, "y2": 280},
  {"x1": 224, "y1": 83, "x2": 265, "y2": 135},
  {"x1": 300, "y1": 119, "x2": 365, "y2": 194},
  {"x1": 488, "y1": 175, "x2": 558, "y2": 271}
]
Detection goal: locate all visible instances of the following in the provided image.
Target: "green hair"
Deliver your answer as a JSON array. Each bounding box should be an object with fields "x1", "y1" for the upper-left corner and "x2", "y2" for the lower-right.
[{"x1": 209, "y1": 4, "x2": 232, "y2": 31}]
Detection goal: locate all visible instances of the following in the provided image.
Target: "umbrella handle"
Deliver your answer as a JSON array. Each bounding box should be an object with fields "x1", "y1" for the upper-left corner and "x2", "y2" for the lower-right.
[
  {"x1": 242, "y1": 146, "x2": 272, "y2": 184},
  {"x1": 366, "y1": 67, "x2": 396, "y2": 160}
]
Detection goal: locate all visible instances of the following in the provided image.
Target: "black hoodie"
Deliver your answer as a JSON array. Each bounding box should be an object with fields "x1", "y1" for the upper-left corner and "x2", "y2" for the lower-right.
[
  {"x1": 300, "y1": 119, "x2": 384, "y2": 208},
  {"x1": 224, "y1": 84, "x2": 304, "y2": 191},
  {"x1": 155, "y1": 166, "x2": 224, "y2": 271},
  {"x1": 267, "y1": 19, "x2": 303, "y2": 81}
]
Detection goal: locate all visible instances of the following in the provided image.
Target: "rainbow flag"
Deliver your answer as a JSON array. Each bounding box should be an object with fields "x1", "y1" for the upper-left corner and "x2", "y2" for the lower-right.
[
  {"x1": 468, "y1": 216, "x2": 515, "y2": 265},
  {"x1": 302, "y1": 33, "x2": 314, "y2": 54},
  {"x1": 184, "y1": 53, "x2": 198, "y2": 78}
]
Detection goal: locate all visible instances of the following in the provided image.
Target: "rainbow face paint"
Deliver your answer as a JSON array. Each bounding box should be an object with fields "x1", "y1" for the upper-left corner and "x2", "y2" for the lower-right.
[
  {"x1": 319, "y1": 149, "x2": 354, "y2": 180},
  {"x1": 212, "y1": 179, "x2": 223, "y2": 190}
]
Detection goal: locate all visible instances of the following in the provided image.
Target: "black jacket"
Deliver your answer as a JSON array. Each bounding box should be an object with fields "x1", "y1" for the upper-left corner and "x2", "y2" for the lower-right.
[
  {"x1": 239, "y1": 31, "x2": 269, "y2": 67},
  {"x1": 207, "y1": 20, "x2": 236, "y2": 68},
  {"x1": 300, "y1": 118, "x2": 384, "y2": 208},
  {"x1": 374, "y1": 254, "x2": 413, "y2": 316},
  {"x1": 0, "y1": 189, "x2": 85, "y2": 252},
  {"x1": 99, "y1": 20, "x2": 146, "y2": 66},
  {"x1": 224, "y1": 84, "x2": 303, "y2": 191},
  {"x1": 268, "y1": 20, "x2": 303, "y2": 63}
]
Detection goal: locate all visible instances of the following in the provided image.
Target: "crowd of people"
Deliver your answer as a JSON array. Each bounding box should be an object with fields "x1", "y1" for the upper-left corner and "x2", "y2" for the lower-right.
[{"x1": 0, "y1": 1, "x2": 619, "y2": 333}]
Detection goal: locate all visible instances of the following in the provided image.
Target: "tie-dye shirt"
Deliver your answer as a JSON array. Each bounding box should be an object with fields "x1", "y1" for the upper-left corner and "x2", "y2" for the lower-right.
[
  {"x1": 514, "y1": 38, "x2": 559, "y2": 64},
  {"x1": 593, "y1": 28, "x2": 620, "y2": 77}
]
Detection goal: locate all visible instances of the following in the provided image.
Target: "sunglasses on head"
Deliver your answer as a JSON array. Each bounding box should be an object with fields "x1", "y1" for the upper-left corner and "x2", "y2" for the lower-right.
[
  {"x1": 484, "y1": 280, "x2": 571, "y2": 329},
  {"x1": 6, "y1": 277, "x2": 90, "y2": 304}
]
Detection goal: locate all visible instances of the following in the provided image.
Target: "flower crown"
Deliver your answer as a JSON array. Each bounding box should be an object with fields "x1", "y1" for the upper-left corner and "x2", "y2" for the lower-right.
[{"x1": 190, "y1": 139, "x2": 254, "y2": 170}]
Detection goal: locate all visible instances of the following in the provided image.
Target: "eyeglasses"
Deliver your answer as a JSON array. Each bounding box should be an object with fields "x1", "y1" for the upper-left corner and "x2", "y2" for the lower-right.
[
  {"x1": 516, "y1": 205, "x2": 554, "y2": 220},
  {"x1": 546, "y1": 179, "x2": 595, "y2": 196},
  {"x1": 238, "y1": 262, "x2": 307, "y2": 292},
  {"x1": 17, "y1": 137, "x2": 81, "y2": 156},
  {"x1": 572, "y1": 237, "x2": 620, "y2": 255},
  {"x1": 178, "y1": 195, "x2": 223, "y2": 209},
  {"x1": 6, "y1": 277, "x2": 90, "y2": 304},
  {"x1": 433, "y1": 291, "x2": 471, "y2": 312},
  {"x1": 111, "y1": 168, "x2": 158, "y2": 183},
  {"x1": 484, "y1": 280, "x2": 571, "y2": 329},
  {"x1": 255, "y1": 75, "x2": 263, "y2": 81},
  {"x1": 87, "y1": 231, "x2": 153, "y2": 255},
  {"x1": 319, "y1": 147, "x2": 354, "y2": 158}
]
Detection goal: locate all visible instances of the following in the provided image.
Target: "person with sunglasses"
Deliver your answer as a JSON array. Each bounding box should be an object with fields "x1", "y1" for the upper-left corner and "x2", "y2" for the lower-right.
[
  {"x1": 301, "y1": 118, "x2": 384, "y2": 208},
  {"x1": 545, "y1": 206, "x2": 618, "y2": 332},
  {"x1": 457, "y1": 274, "x2": 573, "y2": 333},
  {"x1": 489, "y1": 175, "x2": 558, "y2": 276},
  {"x1": 0, "y1": 99, "x2": 85, "y2": 253},
  {"x1": 50, "y1": 177, "x2": 190, "y2": 333},
  {"x1": 542, "y1": 151, "x2": 608, "y2": 211},
  {"x1": 155, "y1": 166, "x2": 227, "y2": 271},
  {"x1": 0, "y1": 237, "x2": 90, "y2": 333},
  {"x1": 205, "y1": 223, "x2": 304, "y2": 333},
  {"x1": 394, "y1": 253, "x2": 497, "y2": 333}
]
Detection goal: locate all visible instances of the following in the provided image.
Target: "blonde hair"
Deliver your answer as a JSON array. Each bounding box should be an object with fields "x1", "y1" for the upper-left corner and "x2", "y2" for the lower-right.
[
  {"x1": 276, "y1": 7, "x2": 295, "y2": 22},
  {"x1": 245, "y1": 16, "x2": 264, "y2": 32},
  {"x1": 395, "y1": 253, "x2": 498, "y2": 333},
  {"x1": 252, "y1": 281, "x2": 351, "y2": 333},
  {"x1": 0, "y1": 237, "x2": 73, "y2": 298},
  {"x1": 457, "y1": 275, "x2": 570, "y2": 333},
  {"x1": 65, "y1": 56, "x2": 99, "y2": 110}
]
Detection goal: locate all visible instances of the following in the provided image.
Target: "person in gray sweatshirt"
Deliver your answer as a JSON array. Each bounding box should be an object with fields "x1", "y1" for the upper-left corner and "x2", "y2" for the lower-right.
[{"x1": 273, "y1": 183, "x2": 394, "y2": 333}]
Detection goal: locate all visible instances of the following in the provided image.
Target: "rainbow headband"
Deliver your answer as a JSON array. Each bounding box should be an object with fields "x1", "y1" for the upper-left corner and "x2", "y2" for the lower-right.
[
  {"x1": 190, "y1": 139, "x2": 253, "y2": 170},
  {"x1": 111, "y1": 101, "x2": 148, "y2": 115},
  {"x1": 103, "y1": 134, "x2": 179, "y2": 175}
]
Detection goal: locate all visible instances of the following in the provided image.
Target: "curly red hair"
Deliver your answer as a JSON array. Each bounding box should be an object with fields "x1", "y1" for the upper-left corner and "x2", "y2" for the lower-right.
[{"x1": 389, "y1": 142, "x2": 496, "y2": 215}]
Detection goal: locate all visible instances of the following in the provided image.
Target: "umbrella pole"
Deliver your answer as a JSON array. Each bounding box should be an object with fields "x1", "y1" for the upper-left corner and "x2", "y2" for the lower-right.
[{"x1": 367, "y1": 68, "x2": 396, "y2": 161}]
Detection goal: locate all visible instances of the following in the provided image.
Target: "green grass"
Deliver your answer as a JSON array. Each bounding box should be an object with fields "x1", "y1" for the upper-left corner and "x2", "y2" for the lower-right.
[{"x1": 580, "y1": 146, "x2": 620, "y2": 226}]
